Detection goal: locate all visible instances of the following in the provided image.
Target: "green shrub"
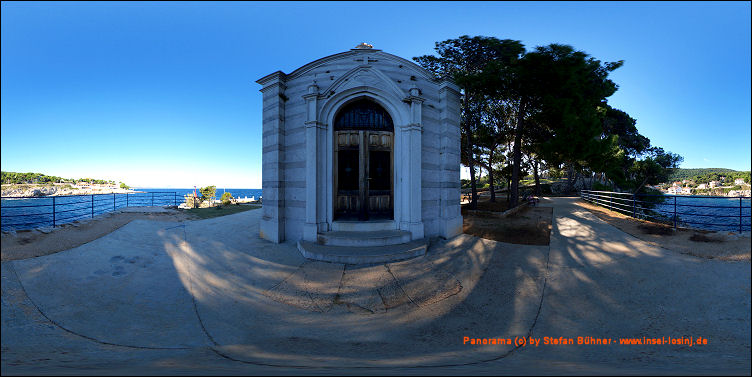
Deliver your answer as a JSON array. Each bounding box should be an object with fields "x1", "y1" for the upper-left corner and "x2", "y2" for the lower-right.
[
  {"x1": 199, "y1": 185, "x2": 217, "y2": 205},
  {"x1": 592, "y1": 181, "x2": 612, "y2": 191},
  {"x1": 221, "y1": 192, "x2": 233, "y2": 206}
]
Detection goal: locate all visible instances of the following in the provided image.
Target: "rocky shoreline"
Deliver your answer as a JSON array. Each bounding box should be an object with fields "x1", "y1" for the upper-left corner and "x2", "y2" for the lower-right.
[{"x1": 1, "y1": 184, "x2": 137, "y2": 198}]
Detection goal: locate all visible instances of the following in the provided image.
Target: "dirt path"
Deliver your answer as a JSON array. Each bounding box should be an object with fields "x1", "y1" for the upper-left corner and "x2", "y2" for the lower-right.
[
  {"x1": 463, "y1": 205, "x2": 552, "y2": 245},
  {"x1": 576, "y1": 198, "x2": 751, "y2": 261}
]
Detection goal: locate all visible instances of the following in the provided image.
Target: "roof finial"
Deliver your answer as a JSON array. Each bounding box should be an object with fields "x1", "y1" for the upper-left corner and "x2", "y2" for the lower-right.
[{"x1": 355, "y1": 42, "x2": 373, "y2": 49}]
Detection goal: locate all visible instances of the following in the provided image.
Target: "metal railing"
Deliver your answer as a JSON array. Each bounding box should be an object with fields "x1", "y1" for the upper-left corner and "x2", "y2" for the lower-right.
[
  {"x1": 580, "y1": 190, "x2": 751, "y2": 232},
  {"x1": 1, "y1": 192, "x2": 179, "y2": 231}
]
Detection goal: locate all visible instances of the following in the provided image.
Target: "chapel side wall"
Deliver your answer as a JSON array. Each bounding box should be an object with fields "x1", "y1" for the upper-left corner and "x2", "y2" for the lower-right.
[
  {"x1": 437, "y1": 81, "x2": 463, "y2": 238},
  {"x1": 421, "y1": 94, "x2": 443, "y2": 238},
  {"x1": 281, "y1": 78, "x2": 308, "y2": 241},
  {"x1": 259, "y1": 73, "x2": 286, "y2": 243}
]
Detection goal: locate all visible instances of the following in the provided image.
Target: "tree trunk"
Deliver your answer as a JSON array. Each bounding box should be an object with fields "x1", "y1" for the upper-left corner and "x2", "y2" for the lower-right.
[
  {"x1": 533, "y1": 159, "x2": 541, "y2": 196},
  {"x1": 464, "y1": 133, "x2": 478, "y2": 209},
  {"x1": 572, "y1": 170, "x2": 582, "y2": 193},
  {"x1": 510, "y1": 99, "x2": 526, "y2": 207},
  {"x1": 465, "y1": 93, "x2": 478, "y2": 210},
  {"x1": 507, "y1": 175, "x2": 511, "y2": 204},
  {"x1": 633, "y1": 176, "x2": 649, "y2": 195},
  {"x1": 565, "y1": 164, "x2": 575, "y2": 193},
  {"x1": 488, "y1": 148, "x2": 496, "y2": 202}
]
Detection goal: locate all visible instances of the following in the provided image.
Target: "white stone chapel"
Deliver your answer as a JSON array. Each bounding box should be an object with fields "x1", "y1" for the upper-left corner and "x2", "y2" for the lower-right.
[{"x1": 258, "y1": 43, "x2": 462, "y2": 254}]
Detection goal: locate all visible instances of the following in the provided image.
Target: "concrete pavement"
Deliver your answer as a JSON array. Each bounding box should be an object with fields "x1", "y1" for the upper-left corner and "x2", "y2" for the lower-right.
[{"x1": 2, "y1": 198, "x2": 749, "y2": 374}]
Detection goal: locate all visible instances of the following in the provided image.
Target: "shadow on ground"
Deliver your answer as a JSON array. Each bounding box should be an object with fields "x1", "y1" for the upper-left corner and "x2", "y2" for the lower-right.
[{"x1": 2, "y1": 199, "x2": 750, "y2": 374}]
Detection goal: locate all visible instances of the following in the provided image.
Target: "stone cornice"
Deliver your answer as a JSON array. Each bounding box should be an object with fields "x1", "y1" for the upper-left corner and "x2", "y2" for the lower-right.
[
  {"x1": 400, "y1": 123, "x2": 423, "y2": 132},
  {"x1": 304, "y1": 121, "x2": 327, "y2": 129},
  {"x1": 256, "y1": 71, "x2": 287, "y2": 87},
  {"x1": 285, "y1": 50, "x2": 437, "y2": 83},
  {"x1": 404, "y1": 95, "x2": 426, "y2": 103},
  {"x1": 321, "y1": 65, "x2": 408, "y2": 100},
  {"x1": 259, "y1": 81, "x2": 286, "y2": 94},
  {"x1": 439, "y1": 80, "x2": 461, "y2": 94}
]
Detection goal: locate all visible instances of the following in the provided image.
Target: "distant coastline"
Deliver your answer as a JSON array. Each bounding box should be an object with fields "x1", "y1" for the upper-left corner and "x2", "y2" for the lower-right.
[{"x1": 1, "y1": 183, "x2": 140, "y2": 198}]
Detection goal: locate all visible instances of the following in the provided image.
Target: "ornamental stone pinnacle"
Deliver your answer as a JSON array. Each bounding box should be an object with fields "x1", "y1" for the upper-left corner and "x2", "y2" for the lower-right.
[{"x1": 355, "y1": 42, "x2": 373, "y2": 49}]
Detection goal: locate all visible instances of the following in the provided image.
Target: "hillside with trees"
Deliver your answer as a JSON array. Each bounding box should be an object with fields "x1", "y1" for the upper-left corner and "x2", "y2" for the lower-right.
[
  {"x1": 1, "y1": 171, "x2": 119, "y2": 186},
  {"x1": 667, "y1": 168, "x2": 749, "y2": 183}
]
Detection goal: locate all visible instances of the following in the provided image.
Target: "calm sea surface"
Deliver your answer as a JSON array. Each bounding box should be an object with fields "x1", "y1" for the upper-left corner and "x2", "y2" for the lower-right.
[
  {"x1": 652, "y1": 196, "x2": 751, "y2": 232},
  {"x1": 1, "y1": 188, "x2": 262, "y2": 231},
  {"x1": 2, "y1": 190, "x2": 749, "y2": 232},
  {"x1": 133, "y1": 188, "x2": 263, "y2": 200}
]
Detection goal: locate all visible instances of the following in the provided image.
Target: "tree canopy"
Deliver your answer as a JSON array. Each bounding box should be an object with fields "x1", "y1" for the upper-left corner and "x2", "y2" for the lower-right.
[
  {"x1": 1, "y1": 171, "x2": 117, "y2": 186},
  {"x1": 415, "y1": 35, "x2": 683, "y2": 204},
  {"x1": 199, "y1": 185, "x2": 217, "y2": 203}
]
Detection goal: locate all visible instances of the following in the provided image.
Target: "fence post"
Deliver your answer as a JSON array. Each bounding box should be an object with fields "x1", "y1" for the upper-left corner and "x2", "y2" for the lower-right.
[
  {"x1": 741, "y1": 197, "x2": 743, "y2": 233},
  {"x1": 174, "y1": 192, "x2": 177, "y2": 206},
  {"x1": 91, "y1": 195, "x2": 94, "y2": 218},
  {"x1": 632, "y1": 193, "x2": 636, "y2": 218},
  {"x1": 673, "y1": 196, "x2": 677, "y2": 230},
  {"x1": 113, "y1": 193, "x2": 116, "y2": 211},
  {"x1": 151, "y1": 192, "x2": 154, "y2": 207},
  {"x1": 610, "y1": 191, "x2": 613, "y2": 210},
  {"x1": 126, "y1": 193, "x2": 129, "y2": 207},
  {"x1": 52, "y1": 196, "x2": 56, "y2": 227}
]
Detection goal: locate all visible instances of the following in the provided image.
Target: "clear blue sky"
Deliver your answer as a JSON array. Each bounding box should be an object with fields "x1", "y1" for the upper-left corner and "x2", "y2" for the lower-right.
[{"x1": 2, "y1": 1, "x2": 750, "y2": 188}]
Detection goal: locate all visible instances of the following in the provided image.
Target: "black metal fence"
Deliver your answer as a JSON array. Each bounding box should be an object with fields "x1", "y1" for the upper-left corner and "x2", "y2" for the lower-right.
[
  {"x1": 580, "y1": 190, "x2": 751, "y2": 232},
  {"x1": 1, "y1": 192, "x2": 179, "y2": 231}
]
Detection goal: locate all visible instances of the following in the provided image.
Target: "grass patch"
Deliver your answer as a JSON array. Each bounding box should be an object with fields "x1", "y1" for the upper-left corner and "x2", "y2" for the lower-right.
[{"x1": 184, "y1": 204, "x2": 260, "y2": 220}]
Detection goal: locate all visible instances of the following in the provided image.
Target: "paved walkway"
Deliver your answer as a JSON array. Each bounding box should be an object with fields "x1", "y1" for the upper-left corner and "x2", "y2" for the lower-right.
[{"x1": 2, "y1": 198, "x2": 749, "y2": 374}]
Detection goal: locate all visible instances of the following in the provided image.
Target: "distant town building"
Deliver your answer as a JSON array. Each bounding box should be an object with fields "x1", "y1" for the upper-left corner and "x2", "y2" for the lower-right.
[
  {"x1": 709, "y1": 181, "x2": 720, "y2": 188},
  {"x1": 697, "y1": 184, "x2": 708, "y2": 190},
  {"x1": 668, "y1": 187, "x2": 693, "y2": 195},
  {"x1": 728, "y1": 190, "x2": 752, "y2": 197},
  {"x1": 735, "y1": 178, "x2": 746, "y2": 185}
]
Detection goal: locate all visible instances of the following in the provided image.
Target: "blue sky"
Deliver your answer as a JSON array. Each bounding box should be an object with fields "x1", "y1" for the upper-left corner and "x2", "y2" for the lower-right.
[{"x1": 1, "y1": 1, "x2": 750, "y2": 188}]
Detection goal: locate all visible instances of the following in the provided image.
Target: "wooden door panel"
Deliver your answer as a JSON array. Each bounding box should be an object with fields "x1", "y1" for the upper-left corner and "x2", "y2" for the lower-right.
[{"x1": 334, "y1": 130, "x2": 393, "y2": 220}]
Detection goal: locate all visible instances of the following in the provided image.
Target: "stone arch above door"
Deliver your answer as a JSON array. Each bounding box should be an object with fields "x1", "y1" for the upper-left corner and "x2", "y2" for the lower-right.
[{"x1": 321, "y1": 65, "x2": 408, "y2": 104}]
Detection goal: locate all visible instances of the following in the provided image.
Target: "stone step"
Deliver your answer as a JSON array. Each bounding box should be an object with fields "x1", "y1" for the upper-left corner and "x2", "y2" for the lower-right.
[
  {"x1": 317, "y1": 230, "x2": 412, "y2": 247},
  {"x1": 297, "y1": 239, "x2": 428, "y2": 264},
  {"x1": 330, "y1": 220, "x2": 395, "y2": 232}
]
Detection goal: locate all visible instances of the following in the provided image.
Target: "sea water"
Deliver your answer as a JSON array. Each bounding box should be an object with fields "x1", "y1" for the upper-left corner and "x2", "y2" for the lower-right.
[
  {"x1": 650, "y1": 196, "x2": 751, "y2": 232},
  {"x1": 1, "y1": 188, "x2": 262, "y2": 231}
]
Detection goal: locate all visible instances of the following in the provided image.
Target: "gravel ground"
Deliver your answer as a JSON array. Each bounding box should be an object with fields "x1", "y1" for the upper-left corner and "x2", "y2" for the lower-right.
[
  {"x1": 1, "y1": 207, "x2": 193, "y2": 261},
  {"x1": 576, "y1": 198, "x2": 751, "y2": 261}
]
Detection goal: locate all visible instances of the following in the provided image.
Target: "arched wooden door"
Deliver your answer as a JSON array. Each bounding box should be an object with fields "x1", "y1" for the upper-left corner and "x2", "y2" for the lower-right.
[{"x1": 333, "y1": 99, "x2": 394, "y2": 221}]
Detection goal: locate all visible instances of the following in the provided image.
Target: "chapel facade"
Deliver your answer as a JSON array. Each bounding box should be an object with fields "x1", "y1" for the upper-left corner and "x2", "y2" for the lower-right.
[{"x1": 258, "y1": 44, "x2": 462, "y2": 245}]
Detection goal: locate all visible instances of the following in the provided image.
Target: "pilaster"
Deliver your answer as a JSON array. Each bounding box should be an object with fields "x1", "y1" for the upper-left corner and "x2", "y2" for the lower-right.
[
  {"x1": 438, "y1": 80, "x2": 462, "y2": 238},
  {"x1": 400, "y1": 87, "x2": 425, "y2": 239},
  {"x1": 258, "y1": 71, "x2": 287, "y2": 243},
  {"x1": 303, "y1": 84, "x2": 326, "y2": 241}
]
